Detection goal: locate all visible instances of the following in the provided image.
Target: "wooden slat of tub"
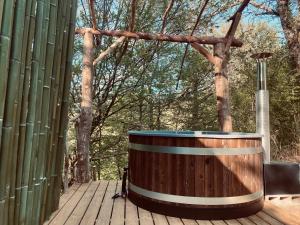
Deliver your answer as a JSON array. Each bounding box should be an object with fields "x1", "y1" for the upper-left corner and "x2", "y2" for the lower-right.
[
  {"x1": 236, "y1": 153, "x2": 242, "y2": 196},
  {"x1": 158, "y1": 136, "x2": 168, "y2": 194},
  {"x1": 194, "y1": 136, "x2": 205, "y2": 193},
  {"x1": 139, "y1": 151, "x2": 145, "y2": 188},
  {"x1": 253, "y1": 140, "x2": 258, "y2": 194},
  {"x1": 169, "y1": 154, "x2": 177, "y2": 195},
  {"x1": 138, "y1": 207, "x2": 154, "y2": 225},
  {"x1": 129, "y1": 150, "x2": 135, "y2": 184},
  {"x1": 152, "y1": 213, "x2": 168, "y2": 225},
  {"x1": 177, "y1": 153, "x2": 185, "y2": 196},
  {"x1": 188, "y1": 137, "x2": 195, "y2": 196},
  {"x1": 249, "y1": 139, "x2": 255, "y2": 193},
  {"x1": 145, "y1": 151, "x2": 151, "y2": 191},
  {"x1": 134, "y1": 150, "x2": 139, "y2": 186},
  {"x1": 195, "y1": 155, "x2": 205, "y2": 197},
  {"x1": 234, "y1": 138, "x2": 242, "y2": 197},
  {"x1": 79, "y1": 181, "x2": 108, "y2": 225},
  {"x1": 167, "y1": 216, "x2": 184, "y2": 225},
  {"x1": 214, "y1": 139, "x2": 223, "y2": 197},
  {"x1": 125, "y1": 199, "x2": 139, "y2": 225},
  {"x1": 136, "y1": 150, "x2": 142, "y2": 188},
  {"x1": 154, "y1": 151, "x2": 160, "y2": 192},
  {"x1": 185, "y1": 155, "x2": 195, "y2": 196},
  {"x1": 221, "y1": 139, "x2": 230, "y2": 197},
  {"x1": 242, "y1": 139, "x2": 251, "y2": 195},
  {"x1": 95, "y1": 181, "x2": 117, "y2": 225},
  {"x1": 203, "y1": 138, "x2": 214, "y2": 197},
  {"x1": 167, "y1": 139, "x2": 173, "y2": 195},
  {"x1": 146, "y1": 137, "x2": 154, "y2": 190},
  {"x1": 253, "y1": 139, "x2": 260, "y2": 193}
]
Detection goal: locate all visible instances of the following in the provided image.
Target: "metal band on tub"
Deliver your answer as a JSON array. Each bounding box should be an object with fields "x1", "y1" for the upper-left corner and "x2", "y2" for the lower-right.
[
  {"x1": 129, "y1": 143, "x2": 262, "y2": 155},
  {"x1": 129, "y1": 183, "x2": 263, "y2": 205}
]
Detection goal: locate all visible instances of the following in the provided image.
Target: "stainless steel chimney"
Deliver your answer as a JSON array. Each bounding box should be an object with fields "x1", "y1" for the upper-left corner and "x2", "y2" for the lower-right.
[{"x1": 251, "y1": 53, "x2": 272, "y2": 163}]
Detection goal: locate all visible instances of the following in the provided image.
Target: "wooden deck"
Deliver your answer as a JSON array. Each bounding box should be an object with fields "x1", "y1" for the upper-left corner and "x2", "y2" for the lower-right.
[{"x1": 44, "y1": 181, "x2": 300, "y2": 225}]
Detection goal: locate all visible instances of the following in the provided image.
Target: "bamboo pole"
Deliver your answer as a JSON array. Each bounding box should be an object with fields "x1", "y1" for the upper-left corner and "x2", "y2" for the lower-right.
[
  {"x1": 4, "y1": 1, "x2": 28, "y2": 225},
  {"x1": 0, "y1": 1, "x2": 16, "y2": 224},
  {"x1": 38, "y1": 0, "x2": 58, "y2": 222},
  {"x1": 30, "y1": 1, "x2": 51, "y2": 225},
  {"x1": 52, "y1": 0, "x2": 73, "y2": 210},
  {"x1": 44, "y1": 0, "x2": 68, "y2": 217},
  {"x1": 18, "y1": 1, "x2": 45, "y2": 225},
  {"x1": 0, "y1": 0, "x2": 4, "y2": 31},
  {"x1": 15, "y1": 1, "x2": 37, "y2": 224}
]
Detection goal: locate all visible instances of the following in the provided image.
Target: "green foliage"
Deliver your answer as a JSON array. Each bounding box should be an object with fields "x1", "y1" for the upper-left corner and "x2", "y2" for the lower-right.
[{"x1": 68, "y1": 1, "x2": 300, "y2": 179}]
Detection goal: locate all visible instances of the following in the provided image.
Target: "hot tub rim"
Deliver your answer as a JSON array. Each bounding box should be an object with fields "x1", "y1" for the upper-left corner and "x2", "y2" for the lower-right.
[{"x1": 128, "y1": 130, "x2": 262, "y2": 139}]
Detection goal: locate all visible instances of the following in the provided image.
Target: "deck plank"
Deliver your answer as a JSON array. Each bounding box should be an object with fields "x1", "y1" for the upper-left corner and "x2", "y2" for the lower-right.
[
  {"x1": 256, "y1": 211, "x2": 284, "y2": 225},
  {"x1": 152, "y1": 213, "x2": 169, "y2": 225},
  {"x1": 196, "y1": 220, "x2": 213, "y2": 225},
  {"x1": 224, "y1": 219, "x2": 242, "y2": 225},
  {"x1": 210, "y1": 220, "x2": 227, "y2": 225},
  {"x1": 236, "y1": 218, "x2": 256, "y2": 225},
  {"x1": 110, "y1": 181, "x2": 125, "y2": 225},
  {"x1": 182, "y1": 218, "x2": 198, "y2": 225},
  {"x1": 248, "y1": 215, "x2": 270, "y2": 225},
  {"x1": 138, "y1": 207, "x2": 154, "y2": 225},
  {"x1": 79, "y1": 181, "x2": 108, "y2": 225},
  {"x1": 49, "y1": 182, "x2": 91, "y2": 225},
  {"x1": 166, "y1": 216, "x2": 184, "y2": 225},
  {"x1": 44, "y1": 181, "x2": 300, "y2": 225},
  {"x1": 44, "y1": 184, "x2": 81, "y2": 225},
  {"x1": 125, "y1": 199, "x2": 139, "y2": 225},
  {"x1": 95, "y1": 180, "x2": 118, "y2": 225},
  {"x1": 64, "y1": 181, "x2": 100, "y2": 225},
  {"x1": 59, "y1": 183, "x2": 81, "y2": 207},
  {"x1": 263, "y1": 201, "x2": 300, "y2": 225}
]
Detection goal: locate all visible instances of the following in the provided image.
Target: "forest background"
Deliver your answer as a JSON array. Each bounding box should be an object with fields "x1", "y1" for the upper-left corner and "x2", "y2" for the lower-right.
[{"x1": 68, "y1": 0, "x2": 300, "y2": 180}]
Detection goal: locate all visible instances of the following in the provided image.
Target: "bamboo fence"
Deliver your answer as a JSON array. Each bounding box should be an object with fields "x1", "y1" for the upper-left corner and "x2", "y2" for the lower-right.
[{"x1": 0, "y1": 0, "x2": 78, "y2": 224}]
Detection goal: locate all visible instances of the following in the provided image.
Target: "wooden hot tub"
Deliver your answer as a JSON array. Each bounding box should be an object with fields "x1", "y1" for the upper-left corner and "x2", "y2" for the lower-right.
[{"x1": 128, "y1": 131, "x2": 264, "y2": 219}]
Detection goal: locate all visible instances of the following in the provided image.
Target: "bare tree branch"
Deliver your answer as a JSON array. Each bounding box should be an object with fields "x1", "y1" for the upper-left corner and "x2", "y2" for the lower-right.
[
  {"x1": 224, "y1": 0, "x2": 250, "y2": 53},
  {"x1": 93, "y1": 36, "x2": 126, "y2": 65},
  {"x1": 191, "y1": 43, "x2": 216, "y2": 64},
  {"x1": 76, "y1": 28, "x2": 243, "y2": 46},
  {"x1": 249, "y1": 0, "x2": 279, "y2": 16},
  {"x1": 89, "y1": 0, "x2": 97, "y2": 29},
  {"x1": 191, "y1": 0, "x2": 210, "y2": 35},
  {"x1": 130, "y1": 0, "x2": 137, "y2": 31},
  {"x1": 161, "y1": 0, "x2": 175, "y2": 33},
  {"x1": 176, "y1": 0, "x2": 210, "y2": 89}
]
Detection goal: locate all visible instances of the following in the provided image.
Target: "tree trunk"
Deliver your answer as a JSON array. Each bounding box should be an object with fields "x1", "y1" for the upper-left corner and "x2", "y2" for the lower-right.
[
  {"x1": 213, "y1": 43, "x2": 232, "y2": 132},
  {"x1": 76, "y1": 31, "x2": 94, "y2": 183}
]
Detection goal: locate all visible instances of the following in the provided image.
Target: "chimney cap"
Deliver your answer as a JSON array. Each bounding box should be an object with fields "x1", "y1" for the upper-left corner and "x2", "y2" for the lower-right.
[{"x1": 250, "y1": 52, "x2": 272, "y2": 59}]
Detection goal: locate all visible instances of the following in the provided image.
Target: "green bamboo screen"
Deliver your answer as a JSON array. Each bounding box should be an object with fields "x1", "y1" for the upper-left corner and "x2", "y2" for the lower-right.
[{"x1": 0, "y1": 0, "x2": 78, "y2": 224}]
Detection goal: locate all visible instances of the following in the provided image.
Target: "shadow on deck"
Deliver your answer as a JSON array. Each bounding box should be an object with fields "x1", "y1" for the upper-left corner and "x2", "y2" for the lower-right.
[{"x1": 44, "y1": 181, "x2": 300, "y2": 225}]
